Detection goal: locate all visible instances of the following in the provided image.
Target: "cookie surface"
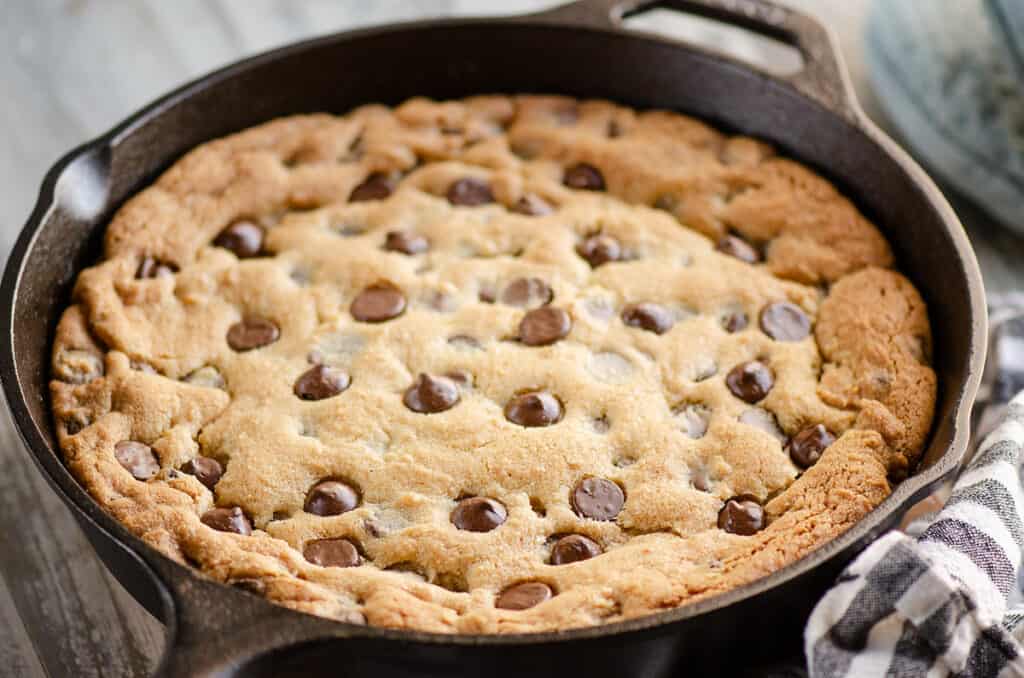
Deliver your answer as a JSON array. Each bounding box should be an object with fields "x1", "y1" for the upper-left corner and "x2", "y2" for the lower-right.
[{"x1": 49, "y1": 95, "x2": 935, "y2": 633}]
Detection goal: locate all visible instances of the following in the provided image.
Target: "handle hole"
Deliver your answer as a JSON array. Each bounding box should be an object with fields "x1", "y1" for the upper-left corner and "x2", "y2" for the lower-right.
[{"x1": 621, "y1": 7, "x2": 804, "y2": 77}]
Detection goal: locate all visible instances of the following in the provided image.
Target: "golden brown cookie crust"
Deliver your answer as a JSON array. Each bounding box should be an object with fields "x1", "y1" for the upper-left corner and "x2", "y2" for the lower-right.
[{"x1": 49, "y1": 95, "x2": 935, "y2": 633}]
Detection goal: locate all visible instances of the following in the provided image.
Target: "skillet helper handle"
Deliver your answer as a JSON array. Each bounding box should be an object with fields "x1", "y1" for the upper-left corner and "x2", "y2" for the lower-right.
[{"x1": 530, "y1": 0, "x2": 859, "y2": 121}]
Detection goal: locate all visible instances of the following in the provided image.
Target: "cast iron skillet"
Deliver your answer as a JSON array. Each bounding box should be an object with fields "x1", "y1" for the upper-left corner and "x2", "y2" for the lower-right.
[{"x1": 0, "y1": 0, "x2": 987, "y2": 676}]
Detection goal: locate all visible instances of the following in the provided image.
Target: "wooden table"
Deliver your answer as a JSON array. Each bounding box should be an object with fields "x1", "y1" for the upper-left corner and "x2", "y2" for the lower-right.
[{"x1": 1, "y1": 2, "x2": 1019, "y2": 675}]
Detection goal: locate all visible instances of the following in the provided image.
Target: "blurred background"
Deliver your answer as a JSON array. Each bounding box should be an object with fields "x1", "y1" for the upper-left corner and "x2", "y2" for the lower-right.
[{"x1": 1, "y1": 1, "x2": 1020, "y2": 676}]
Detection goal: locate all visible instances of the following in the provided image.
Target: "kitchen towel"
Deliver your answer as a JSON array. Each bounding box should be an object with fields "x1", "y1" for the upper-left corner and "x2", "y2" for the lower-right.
[{"x1": 805, "y1": 295, "x2": 1024, "y2": 677}]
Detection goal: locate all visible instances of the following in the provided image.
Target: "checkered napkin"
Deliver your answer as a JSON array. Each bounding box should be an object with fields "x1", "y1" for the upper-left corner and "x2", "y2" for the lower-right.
[{"x1": 805, "y1": 295, "x2": 1024, "y2": 677}]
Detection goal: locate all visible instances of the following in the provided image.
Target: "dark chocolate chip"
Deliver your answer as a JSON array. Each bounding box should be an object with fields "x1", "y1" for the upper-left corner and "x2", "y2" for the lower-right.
[
  {"x1": 504, "y1": 391, "x2": 563, "y2": 427},
  {"x1": 227, "y1": 316, "x2": 280, "y2": 351},
  {"x1": 621, "y1": 303, "x2": 674, "y2": 335},
  {"x1": 349, "y1": 172, "x2": 396, "y2": 202},
  {"x1": 495, "y1": 581, "x2": 554, "y2": 610},
  {"x1": 787, "y1": 424, "x2": 836, "y2": 468},
  {"x1": 403, "y1": 373, "x2": 460, "y2": 414},
  {"x1": 114, "y1": 441, "x2": 159, "y2": 481},
  {"x1": 294, "y1": 364, "x2": 351, "y2": 401},
  {"x1": 759, "y1": 302, "x2": 811, "y2": 342},
  {"x1": 563, "y1": 163, "x2": 605, "y2": 191},
  {"x1": 571, "y1": 477, "x2": 625, "y2": 521},
  {"x1": 450, "y1": 497, "x2": 507, "y2": 532},
  {"x1": 304, "y1": 480, "x2": 360, "y2": 516},
  {"x1": 180, "y1": 456, "x2": 223, "y2": 491},
  {"x1": 511, "y1": 194, "x2": 554, "y2": 216},
  {"x1": 717, "y1": 496, "x2": 765, "y2": 535},
  {"x1": 201, "y1": 506, "x2": 252, "y2": 535},
  {"x1": 715, "y1": 235, "x2": 760, "y2": 264},
  {"x1": 384, "y1": 230, "x2": 429, "y2": 255},
  {"x1": 136, "y1": 256, "x2": 177, "y2": 279},
  {"x1": 722, "y1": 311, "x2": 749, "y2": 333},
  {"x1": 447, "y1": 178, "x2": 494, "y2": 206},
  {"x1": 303, "y1": 538, "x2": 361, "y2": 568},
  {"x1": 350, "y1": 283, "x2": 406, "y2": 322},
  {"x1": 725, "y1": 361, "x2": 774, "y2": 403},
  {"x1": 550, "y1": 534, "x2": 602, "y2": 565},
  {"x1": 576, "y1": 234, "x2": 621, "y2": 268},
  {"x1": 519, "y1": 307, "x2": 571, "y2": 346},
  {"x1": 214, "y1": 220, "x2": 264, "y2": 258},
  {"x1": 501, "y1": 277, "x2": 553, "y2": 309}
]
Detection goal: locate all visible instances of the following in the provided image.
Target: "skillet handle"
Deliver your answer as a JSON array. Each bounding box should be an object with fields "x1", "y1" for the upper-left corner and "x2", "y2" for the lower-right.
[{"x1": 528, "y1": 0, "x2": 859, "y2": 121}]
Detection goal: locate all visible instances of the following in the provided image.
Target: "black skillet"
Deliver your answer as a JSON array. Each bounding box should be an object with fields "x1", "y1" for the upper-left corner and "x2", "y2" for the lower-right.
[{"x1": 0, "y1": 1, "x2": 987, "y2": 676}]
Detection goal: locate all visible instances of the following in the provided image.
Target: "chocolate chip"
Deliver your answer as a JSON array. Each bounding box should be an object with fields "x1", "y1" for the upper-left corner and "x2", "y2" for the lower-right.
[
  {"x1": 717, "y1": 496, "x2": 765, "y2": 535},
  {"x1": 501, "y1": 277, "x2": 553, "y2": 309},
  {"x1": 350, "y1": 283, "x2": 406, "y2": 322},
  {"x1": 787, "y1": 424, "x2": 836, "y2": 468},
  {"x1": 576, "y1": 234, "x2": 621, "y2": 268},
  {"x1": 621, "y1": 303, "x2": 674, "y2": 335},
  {"x1": 519, "y1": 307, "x2": 571, "y2": 346},
  {"x1": 384, "y1": 230, "x2": 429, "y2": 255},
  {"x1": 450, "y1": 497, "x2": 507, "y2": 532},
  {"x1": 722, "y1": 311, "x2": 749, "y2": 333},
  {"x1": 447, "y1": 178, "x2": 494, "y2": 206},
  {"x1": 563, "y1": 163, "x2": 605, "y2": 191},
  {"x1": 349, "y1": 172, "x2": 396, "y2": 202},
  {"x1": 114, "y1": 441, "x2": 159, "y2": 481},
  {"x1": 201, "y1": 507, "x2": 252, "y2": 535},
  {"x1": 403, "y1": 373, "x2": 460, "y2": 413},
  {"x1": 303, "y1": 538, "x2": 361, "y2": 568},
  {"x1": 759, "y1": 302, "x2": 811, "y2": 342},
  {"x1": 716, "y1": 235, "x2": 760, "y2": 264},
  {"x1": 180, "y1": 456, "x2": 223, "y2": 490},
  {"x1": 304, "y1": 479, "x2": 360, "y2": 516},
  {"x1": 214, "y1": 220, "x2": 264, "y2": 258},
  {"x1": 136, "y1": 256, "x2": 177, "y2": 279},
  {"x1": 504, "y1": 391, "x2": 563, "y2": 427},
  {"x1": 227, "y1": 316, "x2": 280, "y2": 352},
  {"x1": 550, "y1": 534, "x2": 602, "y2": 565},
  {"x1": 571, "y1": 477, "x2": 625, "y2": 521},
  {"x1": 294, "y1": 364, "x2": 351, "y2": 400},
  {"x1": 496, "y1": 581, "x2": 553, "y2": 610},
  {"x1": 511, "y1": 194, "x2": 554, "y2": 216},
  {"x1": 725, "y1": 361, "x2": 774, "y2": 403}
]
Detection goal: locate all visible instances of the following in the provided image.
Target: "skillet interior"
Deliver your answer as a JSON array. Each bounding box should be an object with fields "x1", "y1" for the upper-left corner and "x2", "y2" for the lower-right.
[{"x1": 0, "y1": 13, "x2": 985, "y2": 677}]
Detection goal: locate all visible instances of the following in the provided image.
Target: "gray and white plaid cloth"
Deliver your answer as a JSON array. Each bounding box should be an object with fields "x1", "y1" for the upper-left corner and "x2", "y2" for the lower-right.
[{"x1": 806, "y1": 296, "x2": 1024, "y2": 677}]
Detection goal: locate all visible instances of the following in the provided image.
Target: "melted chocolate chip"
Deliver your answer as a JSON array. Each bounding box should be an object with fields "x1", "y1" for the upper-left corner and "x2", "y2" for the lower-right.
[
  {"x1": 349, "y1": 172, "x2": 396, "y2": 202},
  {"x1": 201, "y1": 507, "x2": 252, "y2": 535},
  {"x1": 294, "y1": 364, "x2": 351, "y2": 400},
  {"x1": 759, "y1": 302, "x2": 811, "y2": 342},
  {"x1": 384, "y1": 230, "x2": 429, "y2": 255},
  {"x1": 502, "y1": 277, "x2": 553, "y2": 309},
  {"x1": 451, "y1": 497, "x2": 507, "y2": 532},
  {"x1": 303, "y1": 538, "x2": 361, "y2": 568},
  {"x1": 114, "y1": 441, "x2": 159, "y2": 481},
  {"x1": 447, "y1": 178, "x2": 494, "y2": 206},
  {"x1": 403, "y1": 374, "x2": 460, "y2": 414},
  {"x1": 715, "y1": 235, "x2": 760, "y2": 264},
  {"x1": 571, "y1": 477, "x2": 625, "y2": 521},
  {"x1": 136, "y1": 256, "x2": 177, "y2": 279},
  {"x1": 227, "y1": 316, "x2": 280, "y2": 352},
  {"x1": 550, "y1": 534, "x2": 602, "y2": 565},
  {"x1": 725, "y1": 361, "x2": 774, "y2": 403},
  {"x1": 576, "y1": 234, "x2": 621, "y2": 268},
  {"x1": 717, "y1": 496, "x2": 765, "y2": 535},
  {"x1": 519, "y1": 307, "x2": 571, "y2": 346},
  {"x1": 504, "y1": 391, "x2": 563, "y2": 427},
  {"x1": 304, "y1": 480, "x2": 360, "y2": 516},
  {"x1": 511, "y1": 194, "x2": 554, "y2": 216},
  {"x1": 214, "y1": 220, "x2": 264, "y2": 258},
  {"x1": 787, "y1": 424, "x2": 836, "y2": 468},
  {"x1": 180, "y1": 456, "x2": 223, "y2": 490},
  {"x1": 563, "y1": 163, "x2": 605, "y2": 191},
  {"x1": 350, "y1": 283, "x2": 406, "y2": 322},
  {"x1": 495, "y1": 581, "x2": 553, "y2": 610},
  {"x1": 621, "y1": 303, "x2": 674, "y2": 335},
  {"x1": 722, "y1": 311, "x2": 749, "y2": 333}
]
